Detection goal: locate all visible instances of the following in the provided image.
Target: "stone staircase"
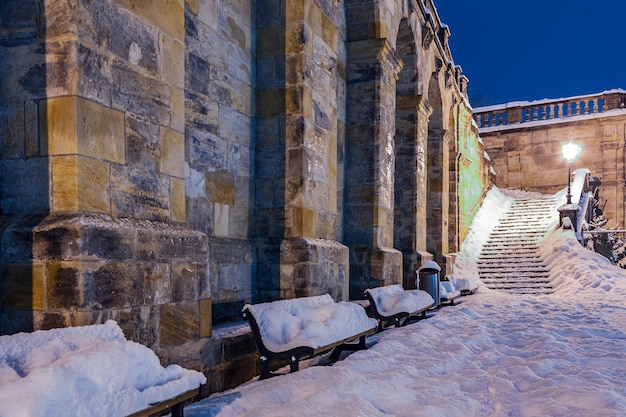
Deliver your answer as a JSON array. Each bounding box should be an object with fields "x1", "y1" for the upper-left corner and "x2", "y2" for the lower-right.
[{"x1": 478, "y1": 195, "x2": 560, "y2": 294}]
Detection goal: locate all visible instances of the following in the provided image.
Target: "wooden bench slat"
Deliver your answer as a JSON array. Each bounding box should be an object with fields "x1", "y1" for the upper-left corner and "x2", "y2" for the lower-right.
[{"x1": 126, "y1": 385, "x2": 205, "y2": 417}]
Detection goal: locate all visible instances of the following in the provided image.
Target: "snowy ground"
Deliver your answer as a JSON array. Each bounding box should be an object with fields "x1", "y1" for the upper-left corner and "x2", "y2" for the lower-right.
[
  {"x1": 0, "y1": 320, "x2": 206, "y2": 417},
  {"x1": 3, "y1": 186, "x2": 626, "y2": 417},
  {"x1": 186, "y1": 188, "x2": 626, "y2": 417}
]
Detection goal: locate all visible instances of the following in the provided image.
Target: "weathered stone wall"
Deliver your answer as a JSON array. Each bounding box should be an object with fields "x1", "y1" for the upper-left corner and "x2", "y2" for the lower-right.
[
  {"x1": 0, "y1": 0, "x2": 212, "y2": 354},
  {"x1": 255, "y1": 0, "x2": 350, "y2": 302},
  {"x1": 183, "y1": 0, "x2": 255, "y2": 317},
  {"x1": 480, "y1": 111, "x2": 626, "y2": 230},
  {"x1": 1, "y1": 0, "x2": 493, "y2": 394}
]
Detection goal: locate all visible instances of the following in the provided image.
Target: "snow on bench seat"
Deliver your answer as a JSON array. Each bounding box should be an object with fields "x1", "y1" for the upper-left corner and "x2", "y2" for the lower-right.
[
  {"x1": 446, "y1": 274, "x2": 478, "y2": 295},
  {"x1": 365, "y1": 284, "x2": 435, "y2": 331},
  {"x1": 242, "y1": 294, "x2": 377, "y2": 379},
  {"x1": 0, "y1": 320, "x2": 206, "y2": 417},
  {"x1": 440, "y1": 281, "x2": 462, "y2": 305}
]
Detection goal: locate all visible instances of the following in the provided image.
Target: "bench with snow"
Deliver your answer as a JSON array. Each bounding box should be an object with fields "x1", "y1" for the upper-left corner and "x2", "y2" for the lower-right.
[
  {"x1": 364, "y1": 284, "x2": 435, "y2": 331},
  {"x1": 0, "y1": 320, "x2": 206, "y2": 417},
  {"x1": 242, "y1": 294, "x2": 378, "y2": 380},
  {"x1": 439, "y1": 280, "x2": 464, "y2": 306},
  {"x1": 445, "y1": 274, "x2": 478, "y2": 296}
]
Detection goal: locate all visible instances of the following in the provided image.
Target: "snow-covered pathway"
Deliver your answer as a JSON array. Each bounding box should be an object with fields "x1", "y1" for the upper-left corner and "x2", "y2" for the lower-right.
[
  {"x1": 187, "y1": 188, "x2": 626, "y2": 417},
  {"x1": 186, "y1": 289, "x2": 626, "y2": 417}
]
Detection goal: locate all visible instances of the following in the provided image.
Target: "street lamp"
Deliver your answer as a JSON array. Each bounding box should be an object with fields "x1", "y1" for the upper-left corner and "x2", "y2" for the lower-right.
[{"x1": 562, "y1": 141, "x2": 581, "y2": 204}]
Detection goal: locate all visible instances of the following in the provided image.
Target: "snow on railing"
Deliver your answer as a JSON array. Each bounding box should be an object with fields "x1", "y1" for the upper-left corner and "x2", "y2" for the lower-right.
[{"x1": 473, "y1": 90, "x2": 626, "y2": 129}]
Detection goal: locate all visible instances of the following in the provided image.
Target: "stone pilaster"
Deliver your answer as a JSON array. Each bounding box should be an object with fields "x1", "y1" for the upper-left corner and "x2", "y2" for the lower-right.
[
  {"x1": 427, "y1": 129, "x2": 451, "y2": 257},
  {"x1": 394, "y1": 95, "x2": 434, "y2": 288},
  {"x1": 255, "y1": 0, "x2": 348, "y2": 301},
  {"x1": 345, "y1": 38, "x2": 403, "y2": 299}
]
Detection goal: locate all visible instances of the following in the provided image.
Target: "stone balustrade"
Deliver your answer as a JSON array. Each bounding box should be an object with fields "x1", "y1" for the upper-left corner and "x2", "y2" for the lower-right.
[{"x1": 474, "y1": 90, "x2": 626, "y2": 129}]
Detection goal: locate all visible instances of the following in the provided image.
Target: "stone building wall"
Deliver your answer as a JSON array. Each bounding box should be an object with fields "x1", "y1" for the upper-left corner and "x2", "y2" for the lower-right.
[
  {"x1": 476, "y1": 91, "x2": 626, "y2": 230},
  {"x1": 1, "y1": 0, "x2": 492, "y2": 393}
]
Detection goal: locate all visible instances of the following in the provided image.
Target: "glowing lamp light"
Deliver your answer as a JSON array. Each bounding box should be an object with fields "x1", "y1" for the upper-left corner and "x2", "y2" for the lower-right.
[
  {"x1": 562, "y1": 141, "x2": 581, "y2": 164},
  {"x1": 562, "y1": 141, "x2": 582, "y2": 204}
]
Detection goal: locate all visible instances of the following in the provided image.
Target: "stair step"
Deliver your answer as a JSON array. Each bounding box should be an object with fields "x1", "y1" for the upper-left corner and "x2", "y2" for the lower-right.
[
  {"x1": 483, "y1": 280, "x2": 553, "y2": 287},
  {"x1": 476, "y1": 194, "x2": 561, "y2": 295},
  {"x1": 480, "y1": 268, "x2": 550, "y2": 274}
]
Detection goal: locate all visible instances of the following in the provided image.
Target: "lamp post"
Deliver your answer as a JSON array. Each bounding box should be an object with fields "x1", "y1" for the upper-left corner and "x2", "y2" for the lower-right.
[{"x1": 562, "y1": 141, "x2": 581, "y2": 204}]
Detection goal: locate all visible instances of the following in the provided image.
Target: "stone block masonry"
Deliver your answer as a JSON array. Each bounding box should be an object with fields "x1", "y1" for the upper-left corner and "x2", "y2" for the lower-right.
[{"x1": 0, "y1": 0, "x2": 493, "y2": 395}]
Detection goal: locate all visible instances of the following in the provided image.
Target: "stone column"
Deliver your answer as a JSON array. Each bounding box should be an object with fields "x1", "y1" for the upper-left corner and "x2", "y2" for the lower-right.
[
  {"x1": 394, "y1": 95, "x2": 433, "y2": 289},
  {"x1": 427, "y1": 129, "x2": 451, "y2": 257},
  {"x1": 345, "y1": 38, "x2": 403, "y2": 298},
  {"x1": 255, "y1": 0, "x2": 348, "y2": 302}
]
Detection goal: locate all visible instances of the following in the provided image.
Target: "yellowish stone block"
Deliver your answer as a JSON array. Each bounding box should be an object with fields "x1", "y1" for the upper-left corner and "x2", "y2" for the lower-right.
[
  {"x1": 286, "y1": 0, "x2": 305, "y2": 20},
  {"x1": 199, "y1": 298, "x2": 212, "y2": 338},
  {"x1": 42, "y1": 96, "x2": 79, "y2": 156},
  {"x1": 206, "y1": 171, "x2": 234, "y2": 205},
  {"x1": 320, "y1": 9, "x2": 338, "y2": 48},
  {"x1": 170, "y1": 86, "x2": 185, "y2": 132},
  {"x1": 171, "y1": 177, "x2": 186, "y2": 222},
  {"x1": 77, "y1": 98, "x2": 125, "y2": 164},
  {"x1": 160, "y1": 126, "x2": 184, "y2": 178},
  {"x1": 78, "y1": 156, "x2": 111, "y2": 213},
  {"x1": 185, "y1": 0, "x2": 198, "y2": 15},
  {"x1": 158, "y1": 303, "x2": 199, "y2": 346},
  {"x1": 293, "y1": 207, "x2": 315, "y2": 237},
  {"x1": 43, "y1": 96, "x2": 125, "y2": 164},
  {"x1": 51, "y1": 155, "x2": 78, "y2": 211},
  {"x1": 161, "y1": 34, "x2": 184, "y2": 89},
  {"x1": 369, "y1": 22, "x2": 389, "y2": 39},
  {"x1": 285, "y1": 86, "x2": 311, "y2": 117},
  {"x1": 115, "y1": 0, "x2": 185, "y2": 40}
]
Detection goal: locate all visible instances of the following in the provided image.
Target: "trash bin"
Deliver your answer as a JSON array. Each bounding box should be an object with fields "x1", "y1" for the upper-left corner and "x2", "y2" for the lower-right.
[{"x1": 417, "y1": 261, "x2": 441, "y2": 308}]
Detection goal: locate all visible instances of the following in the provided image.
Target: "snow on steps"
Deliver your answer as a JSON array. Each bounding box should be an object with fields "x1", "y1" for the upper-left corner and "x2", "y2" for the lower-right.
[{"x1": 478, "y1": 195, "x2": 559, "y2": 295}]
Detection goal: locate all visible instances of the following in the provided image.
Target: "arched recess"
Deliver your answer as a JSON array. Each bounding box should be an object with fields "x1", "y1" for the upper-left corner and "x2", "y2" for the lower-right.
[
  {"x1": 425, "y1": 62, "x2": 449, "y2": 257},
  {"x1": 393, "y1": 18, "x2": 421, "y2": 289}
]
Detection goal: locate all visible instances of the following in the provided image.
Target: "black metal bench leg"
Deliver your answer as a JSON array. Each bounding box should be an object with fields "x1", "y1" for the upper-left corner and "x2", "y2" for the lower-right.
[
  {"x1": 259, "y1": 356, "x2": 271, "y2": 380},
  {"x1": 171, "y1": 402, "x2": 184, "y2": 417},
  {"x1": 289, "y1": 355, "x2": 300, "y2": 373}
]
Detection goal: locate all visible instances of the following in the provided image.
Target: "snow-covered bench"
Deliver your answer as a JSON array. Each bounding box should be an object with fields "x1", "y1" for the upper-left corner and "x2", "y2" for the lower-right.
[
  {"x1": 364, "y1": 284, "x2": 435, "y2": 331},
  {"x1": 0, "y1": 320, "x2": 206, "y2": 417},
  {"x1": 439, "y1": 280, "x2": 462, "y2": 306},
  {"x1": 242, "y1": 294, "x2": 378, "y2": 379},
  {"x1": 446, "y1": 274, "x2": 478, "y2": 296}
]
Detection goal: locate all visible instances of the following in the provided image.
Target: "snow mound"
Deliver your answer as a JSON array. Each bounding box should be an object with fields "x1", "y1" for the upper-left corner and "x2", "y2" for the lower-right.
[{"x1": 0, "y1": 320, "x2": 206, "y2": 417}]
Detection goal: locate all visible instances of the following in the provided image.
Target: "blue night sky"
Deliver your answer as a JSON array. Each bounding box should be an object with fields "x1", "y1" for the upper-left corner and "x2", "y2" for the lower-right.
[{"x1": 434, "y1": 0, "x2": 626, "y2": 106}]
